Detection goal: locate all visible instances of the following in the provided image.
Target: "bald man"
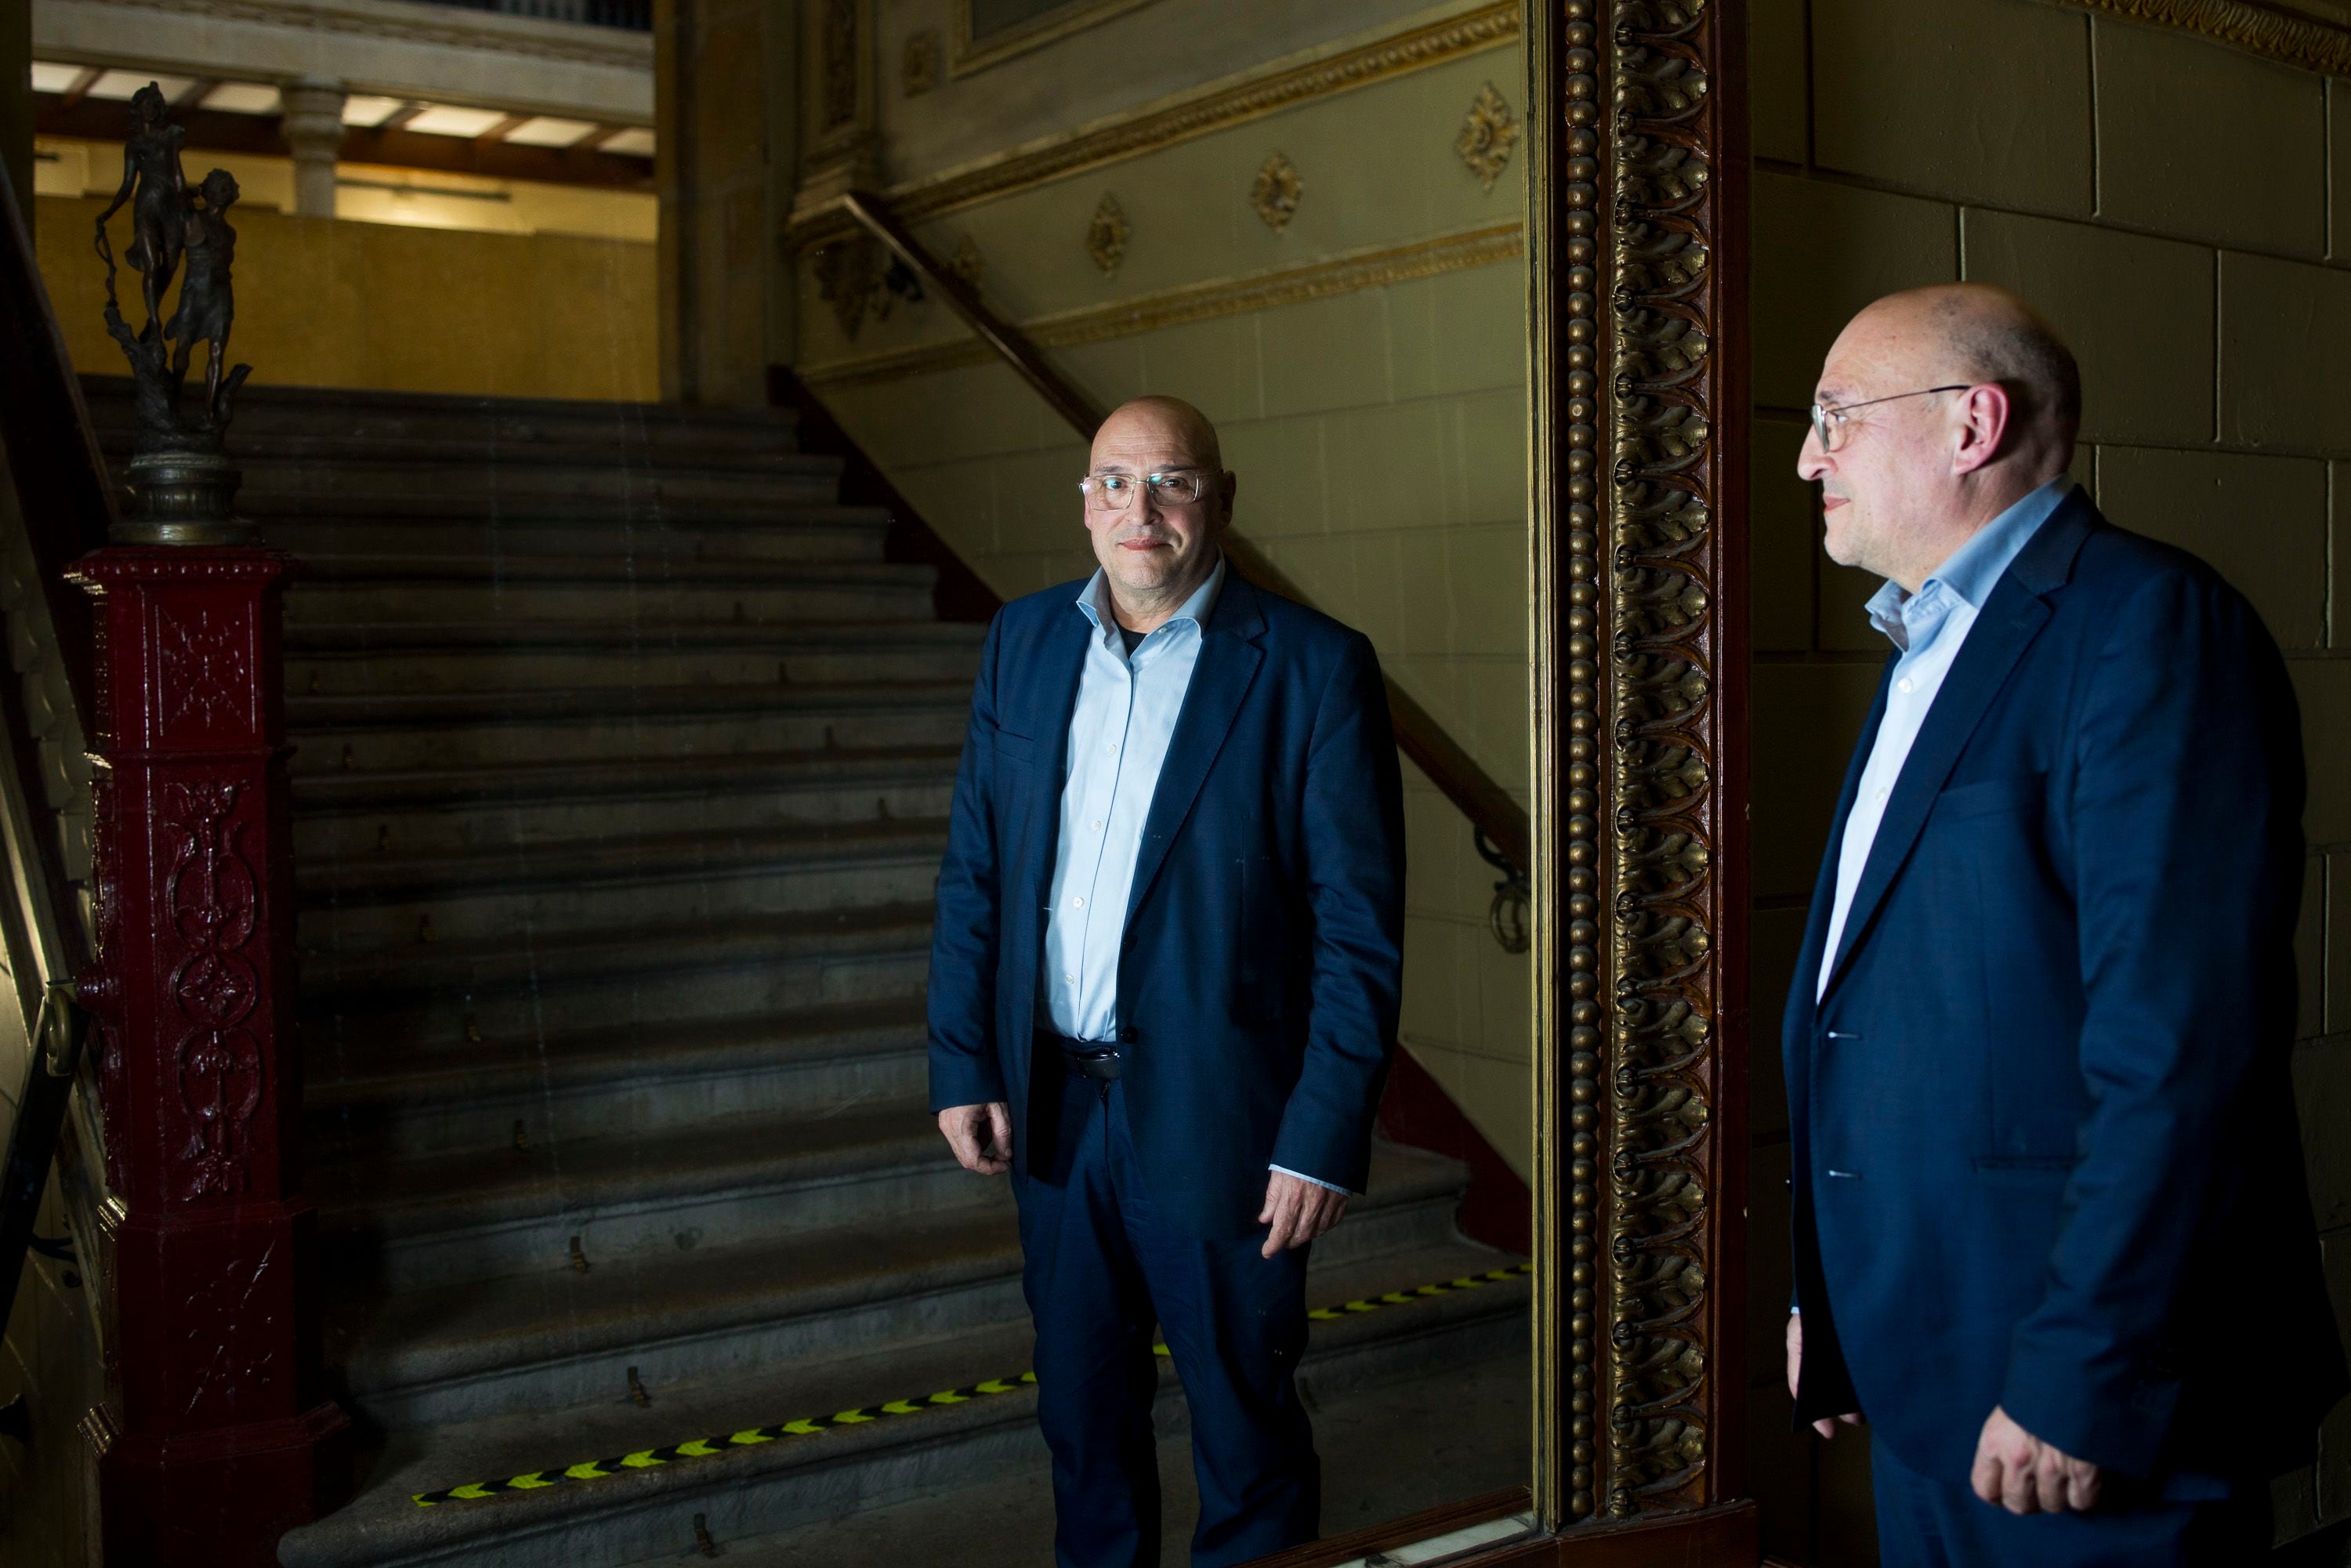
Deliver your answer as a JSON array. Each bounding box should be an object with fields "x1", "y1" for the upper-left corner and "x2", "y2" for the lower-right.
[
  {"x1": 1780, "y1": 285, "x2": 2346, "y2": 1566},
  {"x1": 928, "y1": 397, "x2": 1404, "y2": 1566}
]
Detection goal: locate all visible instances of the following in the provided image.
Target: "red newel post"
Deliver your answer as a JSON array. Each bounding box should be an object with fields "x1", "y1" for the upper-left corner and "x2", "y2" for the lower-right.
[{"x1": 69, "y1": 545, "x2": 348, "y2": 1566}]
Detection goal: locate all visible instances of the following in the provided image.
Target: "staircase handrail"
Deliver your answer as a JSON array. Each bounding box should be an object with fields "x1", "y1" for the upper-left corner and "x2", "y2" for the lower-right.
[
  {"x1": 837, "y1": 189, "x2": 1534, "y2": 876},
  {"x1": 0, "y1": 156, "x2": 107, "y2": 1344}
]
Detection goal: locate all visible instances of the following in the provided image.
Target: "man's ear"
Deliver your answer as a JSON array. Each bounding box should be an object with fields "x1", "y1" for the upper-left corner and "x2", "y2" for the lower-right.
[
  {"x1": 1218, "y1": 471, "x2": 1239, "y2": 530},
  {"x1": 1950, "y1": 384, "x2": 2012, "y2": 477}
]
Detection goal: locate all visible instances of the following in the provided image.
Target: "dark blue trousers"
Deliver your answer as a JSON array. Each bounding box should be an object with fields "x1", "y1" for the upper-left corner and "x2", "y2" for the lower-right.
[
  {"x1": 1871, "y1": 1435, "x2": 2270, "y2": 1567},
  {"x1": 1014, "y1": 1070, "x2": 1318, "y2": 1568}
]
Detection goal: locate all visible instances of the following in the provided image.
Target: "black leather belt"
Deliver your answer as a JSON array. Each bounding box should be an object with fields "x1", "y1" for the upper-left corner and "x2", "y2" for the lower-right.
[{"x1": 1039, "y1": 1030, "x2": 1123, "y2": 1081}]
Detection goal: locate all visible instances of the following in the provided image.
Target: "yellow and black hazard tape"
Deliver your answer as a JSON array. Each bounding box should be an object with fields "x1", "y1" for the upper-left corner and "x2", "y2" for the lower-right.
[{"x1": 413, "y1": 1262, "x2": 1531, "y2": 1508}]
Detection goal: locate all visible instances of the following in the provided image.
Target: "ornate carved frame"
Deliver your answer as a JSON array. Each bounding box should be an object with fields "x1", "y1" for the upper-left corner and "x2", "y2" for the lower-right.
[{"x1": 1461, "y1": 1, "x2": 1756, "y2": 1561}]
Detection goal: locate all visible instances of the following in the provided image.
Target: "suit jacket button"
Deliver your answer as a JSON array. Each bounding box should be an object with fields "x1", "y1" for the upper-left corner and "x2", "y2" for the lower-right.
[{"x1": 1119, "y1": 1026, "x2": 1138, "y2": 1044}]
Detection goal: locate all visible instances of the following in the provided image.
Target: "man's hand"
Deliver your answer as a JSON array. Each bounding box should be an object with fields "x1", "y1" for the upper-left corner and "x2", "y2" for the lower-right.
[
  {"x1": 1785, "y1": 1313, "x2": 1864, "y2": 1439},
  {"x1": 1972, "y1": 1406, "x2": 2101, "y2": 1515},
  {"x1": 936, "y1": 1102, "x2": 1012, "y2": 1175},
  {"x1": 1258, "y1": 1171, "x2": 1347, "y2": 1258}
]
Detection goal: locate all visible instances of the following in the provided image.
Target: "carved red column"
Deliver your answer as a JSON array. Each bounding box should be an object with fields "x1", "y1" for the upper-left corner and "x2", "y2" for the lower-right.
[{"x1": 69, "y1": 546, "x2": 349, "y2": 1566}]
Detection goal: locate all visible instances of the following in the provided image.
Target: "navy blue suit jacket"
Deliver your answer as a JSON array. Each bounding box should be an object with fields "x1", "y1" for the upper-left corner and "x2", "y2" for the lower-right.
[
  {"x1": 1784, "y1": 488, "x2": 2347, "y2": 1487},
  {"x1": 928, "y1": 569, "x2": 1406, "y2": 1238}
]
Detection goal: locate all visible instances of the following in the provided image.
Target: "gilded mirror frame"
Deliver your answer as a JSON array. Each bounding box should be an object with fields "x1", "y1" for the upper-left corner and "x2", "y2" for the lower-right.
[{"x1": 1516, "y1": 0, "x2": 1753, "y2": 1559}]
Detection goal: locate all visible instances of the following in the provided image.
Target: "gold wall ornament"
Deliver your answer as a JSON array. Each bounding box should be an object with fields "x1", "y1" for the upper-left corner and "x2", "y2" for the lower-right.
[
  {"x1": 1251, "y1": 152, "x2": 1302, "y2": 233},
  {"x1": 787, "y1": 2, "x2": 1519, "y2": 252},
  {"x1": 947, "y1": 234, "x2": 984, "y2": 288},
  {"x1": 903, "y1": 29, "x2": 942, "y2": 97},
  {"x1": 1086, "y1": 193, "x2": 1130, "y2": 275},
  {"x1": 1455, "y1": 81, "x2": 1520, "y2": 191},
  {"x1": 813, "y1": 237, "x2": 883, "y2": 339}
]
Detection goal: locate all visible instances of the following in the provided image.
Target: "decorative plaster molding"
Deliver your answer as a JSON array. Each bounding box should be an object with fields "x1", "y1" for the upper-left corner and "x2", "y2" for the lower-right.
[
  {"x1": 1249, "y1": 152, "x2": 1302, "y2": 234},
  {"x1": 800, "y1": 221, "x2": 1523, "y2": 391},
  {"x1": 2061, "y1": 0, "x2": 2351, "y2": 76},
  {"x1": 951, "y1": 0, "x2": 1160, "y2": 78},
  {"x1": 1085, "y1": 192, "x2": 1130, "y2": 273},
  {"x1": 38, "y1": 0, "x2": 654, "y2": 72},
  {"x1": 787, "y1": 0, "x2": 1520, "y2": 251}
]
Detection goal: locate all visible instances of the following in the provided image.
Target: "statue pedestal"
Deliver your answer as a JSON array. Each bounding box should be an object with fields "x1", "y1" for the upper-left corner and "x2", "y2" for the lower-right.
[{"x1": 67, "y1": 547, "x2": 348, "y2": 1566}]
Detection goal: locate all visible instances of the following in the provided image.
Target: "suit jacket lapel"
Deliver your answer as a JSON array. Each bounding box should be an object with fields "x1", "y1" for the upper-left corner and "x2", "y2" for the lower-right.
[
  {"x1": 1790, "y1": 661, "x2": 1896, "y2": 1034},
  {"x1": 1124, "y1": 574, "x2": 1266, "y2": 923},
  {"x1": 1020, "y1": 605, "x2": 1093, "y2": 918},
  {"x1": 1817, "y1": 496, "x2": 2096, "y2": 1001}
]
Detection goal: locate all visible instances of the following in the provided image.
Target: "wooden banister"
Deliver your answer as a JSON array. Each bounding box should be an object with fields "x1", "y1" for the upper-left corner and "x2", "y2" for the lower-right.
[{"x1": 839, "y1": 190, "x2": 1532, "y2": 874}]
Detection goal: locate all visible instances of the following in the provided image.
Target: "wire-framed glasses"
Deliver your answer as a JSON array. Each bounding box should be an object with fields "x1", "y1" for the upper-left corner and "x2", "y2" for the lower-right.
[
  {"x1": 1807, "y1": 385, "x2": 1971, "y2": 454},
  {"x1": 1078, "y1": 470, "x2": 1218, "y2": 510}
]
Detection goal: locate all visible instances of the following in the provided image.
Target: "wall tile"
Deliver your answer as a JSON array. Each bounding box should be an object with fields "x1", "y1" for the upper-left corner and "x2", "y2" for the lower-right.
[
  {"x1": 1446, "y1": 523, "x2": 1529, "y2": 662},
  {"x1": 1403, "y1": 1034, "x2": 1534, "y2": 1176},
  {"x1": 1387, "y1": 264, "x2": 1528, "y2": 405},
  {"x1": 1748, "y1": 1138, "x2": 1796, "y2": 1378},
  {"x1": 1811, "y1": 0, "x2": 2092, "y2": 215},
  {"x1": 2297, "y1": 659, "x2": 2351, "y2": 846},
  {"x1": 1404, "y1": 784, "x2": 1485, "y2": 925},
  {"x1": 1259, "y1": 290, "x2": 1391, "y2": 418},
  {"x1": 1322, "y1": 400, "x2": 1456, "y2": 540},
  {"x1": 1751, "y1": 414, "x2": 1818, "y2": 654},
  {"x1": 2221, "y1": 253, "x2": 2351, "y2": 454},
  {"x1": 1749, "y1": 0, "x2": 1807, "y2": 165},
  {"x1": 2097, "y1": 447, "x2": 2327, "y2": 650},
  {"x1": 1451, "y1": 388, "x2": 1529, "y2": 526},
  {"x1": 2095, "y1": 16, "x2": 2326, "y2": 258},
  {"x1": 1959, "y1": 209, "x2": 2214, "y2": 448},
  {"x1": 1392, "y1": 528, "x2": 1454, "y2": 660},
  {"x1": 989, "y1": 444, "x2": 1093, "y2": 562},
  {"x1": 1221, "y1": 414, "x2": 1327, "y2": 540},
  {"x1": 2332, "y1": 856, "x2": 2351, "y2": 1037},
  {"x1": 2295, "y1": 1041, "x2": 2351, "y2": 1231},
  {"x1": 1472, "y1": 938, "x2": 1533, "y2": 1075},
  {"x1": 1136, "y1": 313, "x2": 1263, "y2": 425},
  {"x1": 1818, "y1": 566, "x2": 1887, "y2": 654},
  {"x1": 1401, "y1": 913, "x2": 1469, "y2": 1050},
  {"x1": 1752, "y1": 663, "x2": 1886, "y2": 900},
  {"x1": 1752, "y1": 171, "x2": 1958, "y2": 411}
]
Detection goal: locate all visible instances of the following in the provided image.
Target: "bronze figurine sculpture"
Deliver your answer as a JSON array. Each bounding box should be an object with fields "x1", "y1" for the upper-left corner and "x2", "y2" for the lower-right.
[{"x1": 89, "y1": 82, "x2": 254, "y2": 541}]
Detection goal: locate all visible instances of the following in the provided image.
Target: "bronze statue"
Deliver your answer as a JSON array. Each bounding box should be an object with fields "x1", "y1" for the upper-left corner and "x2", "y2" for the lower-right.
[
  {"x1": 91, "y1": 82, "x2": 188, "y2": 344},
  {"x1": 168, "y1": 170, "x2": 241, "y2": 428}
]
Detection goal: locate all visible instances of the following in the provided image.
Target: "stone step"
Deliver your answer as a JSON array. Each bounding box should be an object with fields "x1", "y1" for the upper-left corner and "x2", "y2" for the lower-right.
[
  {"x1": 263, "y1": 509, "x2": 895, "y2": 564},
  {"x1": 80, "y1": 375, "x2": 805, "y2": 457},
  {"x1": 277, "y1": 1235, "x2": 1527, "y2": 1568},
  {"x1": 297, "y1": 817, "x2": 948, "y2": 954},
  {"x1": 287, "y1": 621, "x2": 983, "y2": 696},
  {"x1": 299, "y1": 903, "x2": 935, "y2": 1053},
  {"x1": 287, "y1": 683, "x2": 970, "y2": 773},
  {"x1": 234, "y1": 457, "x2": 842, "y2": 508},
  {"x1": 284, "y1": 556, "x2": 936, "y2": 627},
  {"x1": 324, "y1": 1142, "x2": 1470, "y2": 1432},
  {"x1": 292, "y1": 747, "x2": 961, "y2": 860},
  {"x1": 307, "y1": 999, "x2": 931, "y2": 1161}
]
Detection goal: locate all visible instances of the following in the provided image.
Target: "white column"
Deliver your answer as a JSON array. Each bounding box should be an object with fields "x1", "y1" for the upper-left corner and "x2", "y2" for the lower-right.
[{"x1": 278, "y1": 76, "x2": 346, "y2": 219}]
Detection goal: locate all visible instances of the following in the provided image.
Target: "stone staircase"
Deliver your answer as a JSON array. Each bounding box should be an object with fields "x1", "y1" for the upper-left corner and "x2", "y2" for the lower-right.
[{"x1": 81, "y1": 378, "x2": 1530, "y2": 1567}]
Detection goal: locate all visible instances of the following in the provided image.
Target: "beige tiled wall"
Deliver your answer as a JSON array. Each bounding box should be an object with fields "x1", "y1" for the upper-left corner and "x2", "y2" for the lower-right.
[
  {"x1": 1750, "y1": 0, "x2": 2351, "y2": 1559},
  {"x1": 802, "y1": 28, "x2": 1536, "y2": 1173}
]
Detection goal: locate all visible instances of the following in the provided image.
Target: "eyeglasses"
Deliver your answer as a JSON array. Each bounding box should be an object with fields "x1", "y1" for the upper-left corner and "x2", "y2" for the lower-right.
[
  {"x1": 1078, "y1": 470, "x2": 1219, "y2": 510},
  {"x1": 1807, "y1": 385, "x2": 1971, "y2": 454}
]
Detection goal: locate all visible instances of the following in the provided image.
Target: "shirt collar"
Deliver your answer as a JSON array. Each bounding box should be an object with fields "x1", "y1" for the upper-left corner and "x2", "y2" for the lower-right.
[
  {"x1": 1865, "y1": 476, "x2": 2073, "y2": 648},
  {"x1": 1074, "y1": 552, "x2": 1226, "y2": 646}
]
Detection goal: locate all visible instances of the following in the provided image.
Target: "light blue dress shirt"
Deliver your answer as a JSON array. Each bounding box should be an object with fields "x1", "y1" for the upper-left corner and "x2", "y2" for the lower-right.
[
  {"x1": 1041, "y1": 554, "x2": 1349, "y2": 1197},
  {"x1": 1815, "y1": 476, "x2": 2072, "y2": 1001}
]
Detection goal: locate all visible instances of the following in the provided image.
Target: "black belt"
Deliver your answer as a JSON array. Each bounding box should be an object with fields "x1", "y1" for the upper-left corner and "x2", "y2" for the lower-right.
[{"x1": 1038, "y1": 1030, "x2": 1123, "y2": 1081}]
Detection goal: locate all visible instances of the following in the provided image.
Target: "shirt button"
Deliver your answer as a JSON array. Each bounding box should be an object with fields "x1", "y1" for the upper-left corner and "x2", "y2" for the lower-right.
[
  {"x1": 1103, "y1": 744, "x2": 1116, "y2": 754},
  {"x1": 1897, "y1": 678, "x2": 1914, "y2": 694},
  {"x1": 1063, "y1": 973, "x2": 1076, "y2": 984},
  {"x1": 1070, "y1": 896, "x2": 1085, "y2": 909},
  {"x1": 1875, "y1": 788, "x2": 1889, "y2": 804},
  {"x1": 1090, "y1": 820, "x2": 1103, "y2": 831}
]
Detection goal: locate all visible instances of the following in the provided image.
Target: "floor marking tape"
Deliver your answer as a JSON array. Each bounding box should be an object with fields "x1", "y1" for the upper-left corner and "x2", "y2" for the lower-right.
[{"x1": 410, "y1": 1261, "x2": 1533, "y2": 1508}]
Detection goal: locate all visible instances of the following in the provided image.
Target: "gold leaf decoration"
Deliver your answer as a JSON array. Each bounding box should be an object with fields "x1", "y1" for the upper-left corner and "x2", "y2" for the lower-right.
[
  {"x1": 1085, "y1": 193, "x2": 1129, "y2": 275},
  {"x1": 1455, "y1": 81, "x2": 1520, "y2": 191},
  {"x1": 1250, "y1": 151, "x2": 1302, "y2": 234}
]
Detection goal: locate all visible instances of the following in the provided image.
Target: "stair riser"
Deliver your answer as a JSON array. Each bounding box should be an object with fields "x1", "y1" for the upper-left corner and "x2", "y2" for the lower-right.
[
  {"x1": 291, "y1": 646, "x2": 980, "y2": 696},
  {"x1": 349, "y1": 1268, "x2": 1031, "y2": 1431},
  {"x1": 312, "y1": 1047, "x2": 931, "y2": 1163},
  {"x1": 286, "y1": 581, "x2": 936, "y2": 626},
  {"x1": 294, "y1": 780, "x2": 957, "y2": 860},
  {"x1": 291, "y1": 707, "x2": 967, "y2": 772},
  {"x1": 301, "y1": 853, "x2": 942, "y2": 953},
  {"x1": 267, "y1": 520, "x2": 888, "y2": 564},
  {"x1": 328, "y1": 1157, "x2": 980, "y2": 1295},
  {"x1": 240, "y1": 463, "x2": 840, "y2": 504},
  {"x1": 300, "y1": 948, "x2": 931, "y2": 1064}
]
